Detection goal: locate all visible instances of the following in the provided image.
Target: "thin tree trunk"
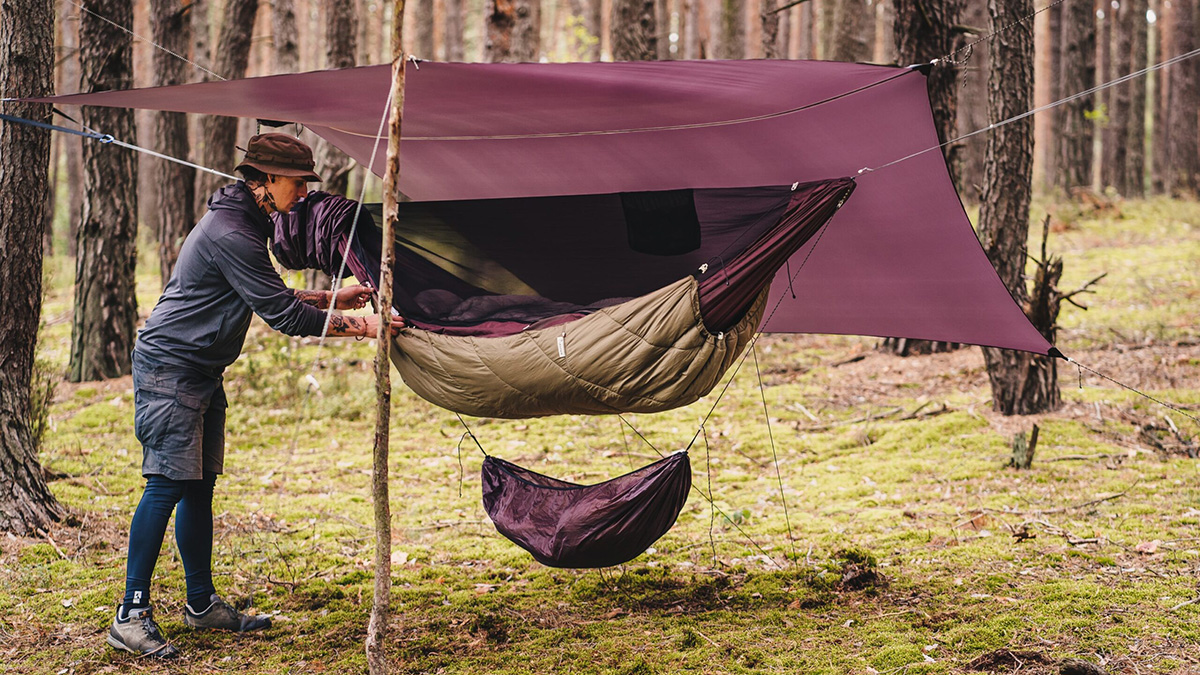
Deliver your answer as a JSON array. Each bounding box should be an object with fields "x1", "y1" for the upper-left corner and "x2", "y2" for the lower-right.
[
  {"x1": 367, "y1": 3, "x2": 405, "y2": 672},
  {"x1": 152, "y1": 0, "x2": 196, "y2": 287},
  {"x1": 1056, "y1": 0, "x2": 1094, "y2": 192},
  {"x1": 832, "y1": 0, "x2": 871, "y2": 61},
  {"x1": 0, "y1": 0, "x2": 64, "y2": 535},
  {"x1": 71, "y1": 0, "x2": 139, "y2": 383},
  {"x1": 797, "y1": 0, "x2": 814, "y2": 57},
  {"x1": 1098, "y1": 7, "x2": 1118, "y2": 190},
  {"x1": 875, "y1": 0, "x2": 895, "y2": 63},
  {"x1": 486, "y1": 0, "x2": 541, "y2": 60},
  {"x1": 1123, "y1": 0, "x2": 1147, "y2": 197},
  {"x1": 760, "y1": 0, "x2": 780, "y2": 58},
  {"x1": 60, "y1": 0, "x2": 83, "y2": 258},
  {"x1": 717, "y1": 0, "x2": 745, "y2": 58},
  {"x1": 893, "y1": 0, "x2": 963, "y2": 185},
  {"x1": 195, "y1": 0, "x2": 259, "y2": 220},
  {"x1": 445, "y1": 0, "x2": 465, "y2": 59},
  {"x1": 684, "y1": 0, "x2": 700, "y2": 57},
  {"x1": 1165, "y1": 0, "x2": 1198, "y2": 195},
  {"x1": 191, "y1": 0, "x2": 212, "y2": 77},
  {"x1": 415, "y1": 0, "x2": 435, "y2": 56},
  {"x1": 1108, "y1": 0, "x2": 1133, "y2": 194},
  {"x1": 1150, "y1": 0, "x2": 1170, "y2": 194},
  {"x1": 273, "y1": 0, "x2": 301, "y2": 73},
  {"x1": 613, "y1": 0, "x2": 658, "y2": 59},
  {"x1": 978, "y1": 0, "x2": 1060, "y2": 415},
  {"x1": 956, "y1": 0, "x2": 987, "y2": 201},
  {"x1": 1042, "y1": 1, "x2": 1061, "y2": 190}
]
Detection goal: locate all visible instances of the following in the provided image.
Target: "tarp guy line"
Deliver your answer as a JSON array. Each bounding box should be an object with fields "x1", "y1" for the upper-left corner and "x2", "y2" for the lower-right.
[{"x1": 66, "y1": 0, "x2": 225, "y2": 82}]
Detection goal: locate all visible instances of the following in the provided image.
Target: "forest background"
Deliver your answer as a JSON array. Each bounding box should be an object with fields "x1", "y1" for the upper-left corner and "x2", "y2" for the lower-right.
[{"x1": 1, "y1": 0, "x2": 1199, "y2": 672}]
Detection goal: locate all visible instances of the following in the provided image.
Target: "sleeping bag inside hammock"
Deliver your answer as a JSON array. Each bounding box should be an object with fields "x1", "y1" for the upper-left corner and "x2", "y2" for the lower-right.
[{"x1": 274, "y1": 177, "x2": 855, "y2": 420}]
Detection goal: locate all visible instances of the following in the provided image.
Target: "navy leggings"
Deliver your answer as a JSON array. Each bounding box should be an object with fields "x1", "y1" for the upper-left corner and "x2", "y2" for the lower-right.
[{"x1": 123, "y1": 472, "x2": 218, "y2": 610}]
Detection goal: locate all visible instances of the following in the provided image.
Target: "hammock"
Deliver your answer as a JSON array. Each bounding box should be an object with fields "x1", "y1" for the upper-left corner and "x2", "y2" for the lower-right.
[{"x1": 481, "y1": 451, "x2": 692, "y2": 568}]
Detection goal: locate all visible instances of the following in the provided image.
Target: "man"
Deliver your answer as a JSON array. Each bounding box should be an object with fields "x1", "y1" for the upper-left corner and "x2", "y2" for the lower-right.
[{"x1": 109, "y1": 133, "x2": 398, "y2": 658}]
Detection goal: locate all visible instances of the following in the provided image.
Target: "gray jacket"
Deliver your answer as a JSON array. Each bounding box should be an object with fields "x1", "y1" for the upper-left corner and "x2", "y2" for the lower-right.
[{"x1": 135, "y1": 182, "x2": 327, "y2": 374}]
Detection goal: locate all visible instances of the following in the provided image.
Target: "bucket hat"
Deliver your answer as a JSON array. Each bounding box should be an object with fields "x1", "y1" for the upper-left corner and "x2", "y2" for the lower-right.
[{"x1": 235, "y1": 133, "x2": 322, "y2": 182}]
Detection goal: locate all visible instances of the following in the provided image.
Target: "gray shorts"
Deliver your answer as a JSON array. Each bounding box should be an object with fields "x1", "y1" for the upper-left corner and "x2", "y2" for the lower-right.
[{"x1": 132, "y1": 352, "x2": 227, "y2": 481}]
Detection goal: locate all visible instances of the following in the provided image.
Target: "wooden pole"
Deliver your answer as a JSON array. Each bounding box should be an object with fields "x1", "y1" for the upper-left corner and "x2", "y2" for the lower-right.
[{"x1": 367, "y1": 1, "x2": 406, "y2": 672}]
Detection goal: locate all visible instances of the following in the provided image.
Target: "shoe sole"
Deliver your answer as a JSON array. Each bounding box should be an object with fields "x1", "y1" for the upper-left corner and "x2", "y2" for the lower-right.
[
  {"x1": 107, "y1": 632, "x2": 179, "y2": 658},
  {"x1": 106, "y1": 633, "x2": 135, "y2": 653}
]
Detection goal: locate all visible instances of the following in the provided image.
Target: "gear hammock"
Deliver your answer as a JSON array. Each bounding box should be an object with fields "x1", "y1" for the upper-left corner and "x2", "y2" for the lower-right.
[{"x1": 482, "y1": 451, "x2": 692, "y2": 568}]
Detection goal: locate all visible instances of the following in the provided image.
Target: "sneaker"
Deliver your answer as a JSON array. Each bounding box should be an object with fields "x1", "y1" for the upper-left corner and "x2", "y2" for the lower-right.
[
  {"x1": 107, "y1": 605, "x2": 179, "y2": 658},
  {"x1": 183, "y1": 594, "x2": 271, "y2": 632}
]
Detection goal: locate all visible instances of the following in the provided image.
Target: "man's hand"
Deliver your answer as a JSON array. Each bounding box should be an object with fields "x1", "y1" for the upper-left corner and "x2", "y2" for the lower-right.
[
  {"x1": 362, "y1": 314, "x2": 405, "y2": 339},
  {"x1": 333, "y1": 284, "x2": 373, "y2": 310}
]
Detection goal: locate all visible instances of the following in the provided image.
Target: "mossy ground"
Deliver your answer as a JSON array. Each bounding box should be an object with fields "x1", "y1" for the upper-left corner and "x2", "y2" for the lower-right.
[{"x1": 3, "y1": 198, "x2": 1198, "y2": 674}]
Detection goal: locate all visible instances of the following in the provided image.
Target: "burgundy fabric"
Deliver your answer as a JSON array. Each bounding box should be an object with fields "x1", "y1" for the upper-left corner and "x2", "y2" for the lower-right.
[
  {"x1": 38, "y1": 60, "x2": 1053, "y2": 353},
  {"x1": 481, "y1": 452, "x2": 691, "y2": 568},
  {"x1": 271, "y1": 191, "x2": 379, "y2": 284}
]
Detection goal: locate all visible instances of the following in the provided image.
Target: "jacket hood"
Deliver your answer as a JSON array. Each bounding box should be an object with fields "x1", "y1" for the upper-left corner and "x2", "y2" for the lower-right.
[{"x1": 207, "y1": 182, "x2": 273, "y2": 235}]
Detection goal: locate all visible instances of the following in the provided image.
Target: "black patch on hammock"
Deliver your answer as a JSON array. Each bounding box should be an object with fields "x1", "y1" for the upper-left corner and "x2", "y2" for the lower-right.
[{"x1": 622, "y1": 189, "x2": 701, "y2": 256}]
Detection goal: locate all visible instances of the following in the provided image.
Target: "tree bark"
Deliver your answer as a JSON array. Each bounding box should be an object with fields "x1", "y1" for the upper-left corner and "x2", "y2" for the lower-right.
[
  {"x1": 613, "y1": 0, "x2": 658, "y2": 59},
  {"x1": 760, "y1": 0, "x2": 781, "y2": 58},
  {"x1": 684, "y1": 0, "x2": 700, "y2": 58},
  {"x1": 445, "y1": 0, "x2": 465, "y2": 59},
  {"x1": 415, "y1": 0, "x2": 435, "y2": 57},
  {"x1": 832, "y1": 0, "x2": 872, "y2": 61},
  {"x1": 71, "y1": 0, "x2": 139, "y2": 383},
  {"x1": 194, "y1": 0, "x2": 259, "y2": 219},
  {"x1": 1107, "y1": 0, "x2": 1133, "y2": 194},
  {"x1": 0, "y1": 0, "x2": 64, "y2": 535},
  {"x1": 1165, "y1": 0, "x2": 1199, "y2": 195},
  {"x1": 978, "y1": 0, "x2": 1060, "y2": 415},
  {"x1": 485, "y1": 0, "x2": 541, "y2": 61},
  {"x1": 1123, "y1": 0, "x2": 1148, "y2": 197},
  {"x1": 1149, "y1": 0, "x2": 1170, "y2": 194},
  {"x1": 875, "y1": 0, "x2": 895, "y2": 63},
  {"x1": 273, "y1": 0, "x2": 301, "y2": 73},
  {"x1": 60, "y1": 0, "x2": 84, "y2": 258},
  {"x1": 956, "y1": 0, "x2": 988, "y2": 202},
  {"x1": 717, "y1": 0, "x2": 745, "y2": 58},
  {"x1": 1056, "y1": 0, "x2": 1095, "y2": 193},
  {"x1": 151, "y1": 0, "x2": 196, "y2": 287},
  {"x1": 1042, "y1": 1, "x2": 1061, "y2": 190},
  {"x1": 367, "y1": 4, "x2": 405, "y2": 672},
  {"x1": 319, "y1": 0, "x2": 359, "y2": 197},
  {"x1": 1098, "y1": 7, "x2": 1117, "y2": 190},
  {"x1": 893, "y1": 0, "x2": 963, "y2": 185}
]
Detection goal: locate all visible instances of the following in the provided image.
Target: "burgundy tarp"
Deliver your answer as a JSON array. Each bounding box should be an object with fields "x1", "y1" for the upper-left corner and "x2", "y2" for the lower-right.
[{"x1": 37, "y1": 59, "x2": 1054, "y2": 354}]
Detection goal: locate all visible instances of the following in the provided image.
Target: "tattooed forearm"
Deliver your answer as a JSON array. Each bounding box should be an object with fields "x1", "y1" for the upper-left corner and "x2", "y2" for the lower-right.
[
  {"x1": 294, "y1": 289, "x2": 329, "y2": 309},
  {"x1": 327, "y1": 314, "x2": 367, "y2": 337}
]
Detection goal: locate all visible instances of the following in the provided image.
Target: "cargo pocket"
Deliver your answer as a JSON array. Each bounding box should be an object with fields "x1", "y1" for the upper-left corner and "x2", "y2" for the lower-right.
[{"x1": 134, "y1": 384, "x2": 177, "y2": 450}]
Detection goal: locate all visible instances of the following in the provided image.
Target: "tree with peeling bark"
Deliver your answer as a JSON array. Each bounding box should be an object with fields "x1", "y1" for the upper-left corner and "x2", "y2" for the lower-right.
[
  {"x1": 486, "y1": 0, "x2": 541, "y2": 62},
  {"x1": 151, "y1": 0, "x2": 196, "y2": 287},
  {"x1": 0, "y1": 0, "x2": 63, "y2": 535},
  {"x1": 70, "y1": 0, "x2": 139, "y2": 383},
  {"x1": 612, "y1": 0, "x2": 658, "y2": 60},
  {"x1": 977, "y1": 0, "x2": 1060, "y2": 415},
  {"x1": 194, "y1": 0, "x2": 260, "y2": 220}
]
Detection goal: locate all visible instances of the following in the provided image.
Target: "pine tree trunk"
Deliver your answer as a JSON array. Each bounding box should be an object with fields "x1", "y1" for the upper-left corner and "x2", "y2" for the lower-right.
[
  {"x1": 195, "y1": 0, "x2": 259, "y2": 218},
  {"x1": 613, "y1": 0, "x2": 658, "y2": 59},
  {"x1": 1056, "y1": 0, "x2": 1094, "y2": 193},
  {"x1": 60, "y1": 0, "x2": 84, "y2": 258},
  {"x1": 0, "y1": 0, "x2": 64, "y2": 535},
  {"x1": 685, "y1": 0, "x2": 701, "y2": 58},
  {"x1": 273, "y1": 0, "x2": 301, "y2": 73},
  {"x1": 152, "y1": 0, "x2": 196, "y2": 287},
  {"x1": 415, "y1": 0, "x2": 435, "y2": 57},
  {"x1": 319, "y1": 0, "x2": 359, "y2": 197},
  {"x1": 1149, "y1": 0, "x2": 1170, "y2": 194},
  {"x1": 893, "y1": 0, "x2": 962, "y2": 185},
  {"x1": 1108, "y1": 0, "x2": 1133, "y2": 194},
  {"x1": 718, "y1": 0, "x2": 745, "y2": 58},
  {"x1": 1165, "y1": 0, "x2": 1199, "y2": 195},
  {"x1": 978, "y1": 0, "x2": 1060, "y2": 415},
  {"x1": 445, "y1": 0, "x2": 465, "y2": 59},
  {"x1": 760, "y1": 0, "x2": 781, "y2": 58},
  {"x1": 875, "y1": 0, "x2": 895, "y2": 63},
  {"x1": 1098, "y1": 9, "x2": 1117, "y2": 190},
  {"x1": 70, "y1": 0, "x2": 139, "y2": 383},
  {"x1": 956, "y1": 0, "x2": 988, "y2": 201},
  {"x1": 797, "y1": 0, "x2": 814, "y2": 57},
  {"x1": 1042, "y1": 1, "x2": 1061, "y2": 190},
  {"x1": 832, "y1": 0, "x2": 872, "y2": 61},
  {"x1": 485, "y1": 0, "x2": 541, "y2": 61},
  {"x1": 1123, "y1": 0, "x2": 1148, "y2": 197}
]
